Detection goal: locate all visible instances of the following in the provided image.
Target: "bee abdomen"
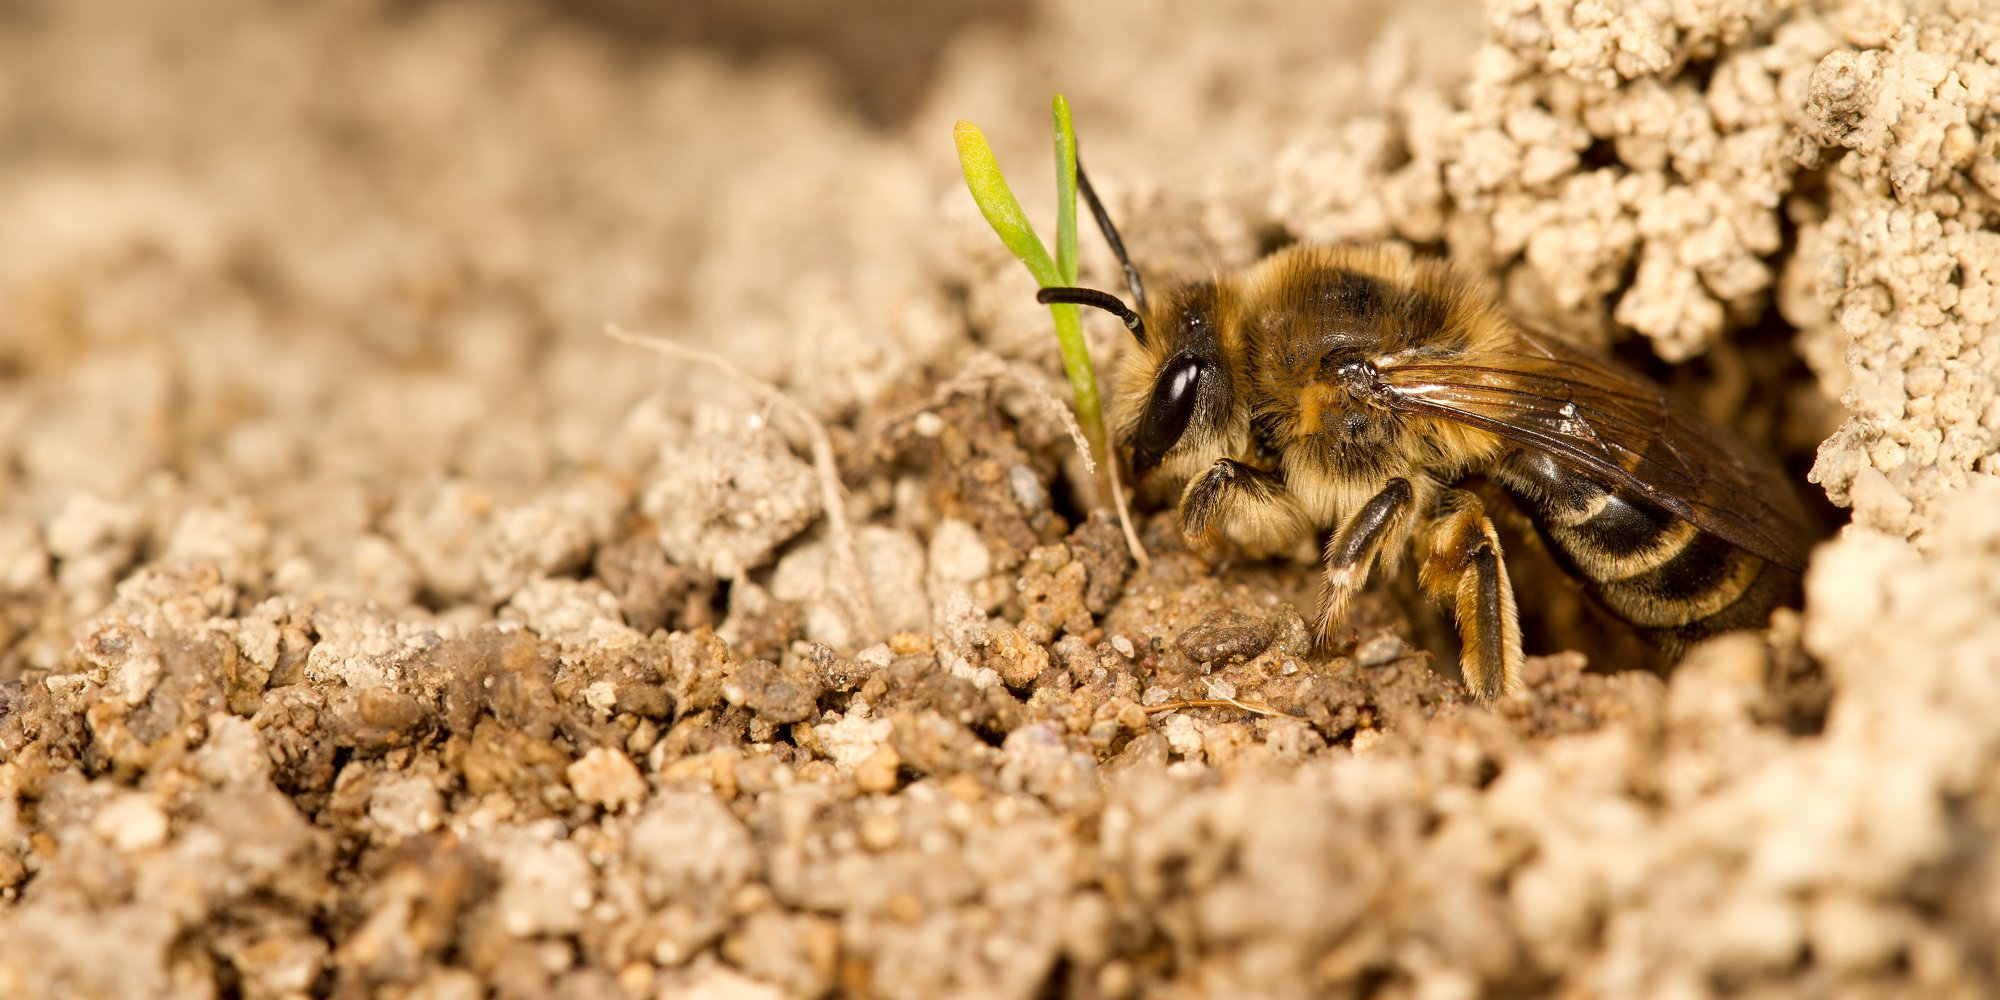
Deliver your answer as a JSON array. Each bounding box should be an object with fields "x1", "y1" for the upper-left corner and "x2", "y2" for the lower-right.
[{"x1": 1500, "y1": 453, "x2": 1798, "y2": 647}]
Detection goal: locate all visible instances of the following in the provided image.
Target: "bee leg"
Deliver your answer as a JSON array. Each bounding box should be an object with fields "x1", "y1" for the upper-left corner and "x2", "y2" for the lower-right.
[
  {"x1": 1178, "y1": 459, "x2": 1307, "y2": 561},
  {"x1": 1317, "y1": 477, "x2": 1415, "y2": 639},
  {"x1": 1418, "y1": 489, "x2": 1523, "y2": 701}
]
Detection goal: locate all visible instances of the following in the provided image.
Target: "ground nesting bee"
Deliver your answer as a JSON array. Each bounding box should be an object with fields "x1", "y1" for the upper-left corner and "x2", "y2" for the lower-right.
[{"x1": 1039, "y1": 167, "x2": 1813, "y2": 700}]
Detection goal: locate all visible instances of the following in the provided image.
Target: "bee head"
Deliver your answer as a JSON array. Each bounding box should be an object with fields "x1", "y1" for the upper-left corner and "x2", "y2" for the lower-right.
[
  {"x1": 1040, "y1": 280, "x2": 1242, "y2": 484},
  {"x1": 1033, "y1": 162, "x2": 1245, "y2": 485}
]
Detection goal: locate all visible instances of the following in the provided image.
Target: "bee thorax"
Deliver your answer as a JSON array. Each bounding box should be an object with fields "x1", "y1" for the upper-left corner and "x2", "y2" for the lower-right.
[{"x1": 1334, "y1": 359, "x2": 1380, "y2": 392}]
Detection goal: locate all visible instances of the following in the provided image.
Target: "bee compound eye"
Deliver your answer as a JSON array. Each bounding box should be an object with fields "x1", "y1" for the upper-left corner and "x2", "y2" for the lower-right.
[{"x1": 1134, "y1": 356, "x2": 1206, "y2": 476}]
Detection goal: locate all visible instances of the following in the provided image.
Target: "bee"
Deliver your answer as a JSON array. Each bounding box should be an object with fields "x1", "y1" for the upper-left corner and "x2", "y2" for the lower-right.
[{"x1": 1039, "y1": 167, "x2": 1812, "y2": 700}]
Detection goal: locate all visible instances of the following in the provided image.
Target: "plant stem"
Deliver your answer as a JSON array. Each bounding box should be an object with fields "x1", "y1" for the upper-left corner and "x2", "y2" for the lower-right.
[
  {"x1": 1047, "y1": 96, "x2": 1106, "y2": 461},
  {"x1": 951, "y1": 115, "x2": 1111, "y2": 464},
  {"x1": 1053, "y1": 96, "x2": 1079, "y2": 288}
]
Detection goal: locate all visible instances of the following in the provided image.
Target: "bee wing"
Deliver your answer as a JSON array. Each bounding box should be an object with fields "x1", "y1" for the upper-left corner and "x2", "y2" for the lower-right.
[{"x1": 1380, "y1": 328, "x2": 1813, "y2": 571}]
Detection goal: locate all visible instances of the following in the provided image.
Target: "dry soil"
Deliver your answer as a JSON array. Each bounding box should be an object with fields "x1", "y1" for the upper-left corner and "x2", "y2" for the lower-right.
[{"x1": 4, "y1": 1, "x2": 2000, "y2": 998}]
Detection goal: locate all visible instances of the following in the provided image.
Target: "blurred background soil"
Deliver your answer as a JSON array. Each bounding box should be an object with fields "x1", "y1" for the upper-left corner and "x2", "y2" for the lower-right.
[{"x1": 3, "y1": 0, "x2": 2000, "y2": 997}]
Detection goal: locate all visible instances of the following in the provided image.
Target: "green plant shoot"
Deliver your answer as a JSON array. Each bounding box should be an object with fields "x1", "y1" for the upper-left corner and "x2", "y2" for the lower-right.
[
  {"x1": 953, "y1": 97, "x2": 1105, "y2": 464},
  {"x1": 1053, "y1": 95, "x2": 1079, "y2": 289}
]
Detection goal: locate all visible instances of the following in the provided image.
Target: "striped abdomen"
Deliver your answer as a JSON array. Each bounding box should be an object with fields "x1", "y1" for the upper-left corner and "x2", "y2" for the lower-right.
[{"x1": 1498, "y1": 452, "x2": 1799, "y2": 652}]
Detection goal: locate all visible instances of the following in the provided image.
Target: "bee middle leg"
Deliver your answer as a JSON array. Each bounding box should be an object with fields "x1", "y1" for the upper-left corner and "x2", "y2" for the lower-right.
[
  {"x1": 1317, "y1": 477, "x2": 1417, "y2": 638},
  {"x1": 1418, "y1": 488, "x2": 1523, "y2": 701}
]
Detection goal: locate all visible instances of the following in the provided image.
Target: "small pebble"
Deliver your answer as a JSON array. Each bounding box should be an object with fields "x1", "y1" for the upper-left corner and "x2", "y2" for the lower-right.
[
  {"x1": 856, "y1": 745, "x2": 902, "y2": 794},
  {"x1": 1159, "y1": 714, "x2": 1204, "y2": 758},
  {"x1": 1356, "y1": 634, "x2": 1406, "y2": 667},
  {"x1": 1272, "y1": 604, "x2": 1313, "y2": 658},
  {"x1": 1176, "y1": 611, "x2": 1274, "y2": 664},
  {"x1": 568, "y1": 747, "x2": 648, "y2": 812},
  {"x1": 859, "y1": 812, "x2": 900, "y2": 850},
  {"x1": 1009, "y1": 465, "x2": 1050, "y2": 512},
  {"x1": 1110, "y1": 634, "x2": 1136, "y2": 658},
  {"x1": 1115, "y1": 700, "x2": 1149, "y2": 731},
  {"x1": 92, "y1": 794, "x2": 169, "y2": 852},
  {"x1": 987, "y1": 625, "x2": 1050, "y2": 688}
]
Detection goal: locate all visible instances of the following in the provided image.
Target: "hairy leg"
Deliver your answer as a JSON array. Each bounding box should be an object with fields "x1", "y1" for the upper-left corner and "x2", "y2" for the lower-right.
[
  {"x1": 1418, "y1": 489, "x2": 1523, "y2": 701},
  {"x1": 1178, "y1": 459, "x2": 1311, "y2": 560},
  {"x1": 1317, "y1": 477, "x2": 1416, "y2": 639}
]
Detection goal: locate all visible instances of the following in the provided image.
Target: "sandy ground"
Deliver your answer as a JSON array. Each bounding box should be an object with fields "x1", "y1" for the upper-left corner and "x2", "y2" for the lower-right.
[{"x1": 3, "y1": 0, "x2": 2000, "y2": 997}]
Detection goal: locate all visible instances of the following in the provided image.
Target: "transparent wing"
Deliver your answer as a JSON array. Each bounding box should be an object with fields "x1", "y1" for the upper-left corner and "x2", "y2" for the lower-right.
[{"x1": 1380, "y1": 328, "x2": 1813, "y2": 571}]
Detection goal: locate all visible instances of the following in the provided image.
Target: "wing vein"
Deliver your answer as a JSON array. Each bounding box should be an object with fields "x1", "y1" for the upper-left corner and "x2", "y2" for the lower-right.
[{"x1": 1378, "y1": 332, "x2": 1812, "y2": 571}]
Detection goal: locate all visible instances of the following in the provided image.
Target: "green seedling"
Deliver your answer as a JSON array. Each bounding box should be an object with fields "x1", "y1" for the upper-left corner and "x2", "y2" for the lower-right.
[{"x1": 953, "y1": 96, "x2": 1104, "y2": 463}]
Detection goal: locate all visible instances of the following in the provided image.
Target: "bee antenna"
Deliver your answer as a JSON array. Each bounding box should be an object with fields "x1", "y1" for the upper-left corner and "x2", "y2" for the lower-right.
[
  {"x1": 1037, "y1": 286, "x2": 1147, "y2": 345},
  {"x1": 1077, "y1": 160, "x2": 1147, "y2": 312}
]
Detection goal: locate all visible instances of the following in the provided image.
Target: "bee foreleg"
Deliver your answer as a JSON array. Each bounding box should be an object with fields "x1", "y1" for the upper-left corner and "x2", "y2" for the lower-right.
[
  {"x1": 1317, "y1": 477, "x2": 1415, "y2": 639},
  {"x1": 1179, "y1": 459, "x2": 1307, "y2": 560},
  {"x1": 1418, "y1": 490, "x2": 1523, "y2": 701}
]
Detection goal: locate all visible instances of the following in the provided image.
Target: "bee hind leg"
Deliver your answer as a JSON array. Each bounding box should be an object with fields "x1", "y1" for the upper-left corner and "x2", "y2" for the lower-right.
[{"x1": 1418, "y1": 489, "x2": 1523, "y2": 701}]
